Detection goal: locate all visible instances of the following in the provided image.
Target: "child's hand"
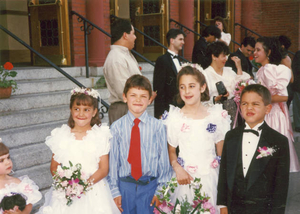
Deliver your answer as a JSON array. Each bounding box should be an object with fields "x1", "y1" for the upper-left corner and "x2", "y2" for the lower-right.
[
  {"x1": 114, "y1": 196, "x2": 123, "y2": 212},
  {"x1": 220, "y1": 207, "x2": 228, "y2": 214},
  {"x1": 174, "y1": 166, "x2": 193, "y2": 185},
  {"x1": 150, "y1": 195, "x2": 161, "y2": 207}
]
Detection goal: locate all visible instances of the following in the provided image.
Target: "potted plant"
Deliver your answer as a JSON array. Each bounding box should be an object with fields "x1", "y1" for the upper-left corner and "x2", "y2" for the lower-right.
[{"x1": 0, "y1": 62, "x2": 17, "y2": 99}]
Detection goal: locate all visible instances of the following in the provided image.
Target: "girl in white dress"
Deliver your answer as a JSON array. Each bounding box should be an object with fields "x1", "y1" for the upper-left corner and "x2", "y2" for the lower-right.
[
  {"x1": 0, "y1": 139, "x2": 42, "y2": 214},
  {"x1": 38, "y1": 88, "x2": 120, "y2": 214},
  {"x1": 163, "y1": 64, "x2": 231, "y2": 214}
]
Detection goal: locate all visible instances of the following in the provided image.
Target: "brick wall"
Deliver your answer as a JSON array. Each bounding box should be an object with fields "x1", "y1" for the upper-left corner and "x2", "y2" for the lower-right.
[
  {"x1": 236, "y1": 0, "x2": 300, "y2": 53},
  {"x1": 169, "y1": 0, "x2": 180, "y2": 29}
]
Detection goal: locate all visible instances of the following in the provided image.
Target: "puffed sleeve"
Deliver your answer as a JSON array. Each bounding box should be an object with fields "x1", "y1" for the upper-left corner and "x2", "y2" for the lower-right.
[
  {"x1": 161, "y1": 105, "x2": 181, "y2": 148},
  {"x1": 221, "y1": 32, "x2": 231, "y2": 46},
  {"x1": 93, "y1": 124, "x2": 112, "y2": 157},
  {"x1": 45, "y1": 124, "x2": 73, "y2": 163},
  {"x1": 210, "y1": 104, "x2": 231, "y2": 143},
  {"x1": 17, "y1": 176, "x2": 42, "y2": 205},
  {"x1": 258, "y1": 64, "x2": 291, "y2": 96}
]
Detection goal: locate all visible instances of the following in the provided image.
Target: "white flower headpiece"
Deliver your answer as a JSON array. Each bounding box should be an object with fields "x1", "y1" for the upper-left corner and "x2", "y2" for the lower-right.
[
  {"x1": 71, "y1": 87, "x2": 101, "y2": 100},
  {"x1": 181, "y1": 62, "x2": 204, "y2": 73}
]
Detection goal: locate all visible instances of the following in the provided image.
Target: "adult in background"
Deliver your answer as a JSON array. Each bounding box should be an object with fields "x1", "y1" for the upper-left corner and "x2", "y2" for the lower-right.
[
  {"x1": 103, "y1": 19, "x2": 141, "y2": 125},
  {"x1": 225, "y1": 36, "x2": 256, "y2": 78},
  {"x1": 153, "y1": 29, "x2": 185, "y2": 119},
  {"x1": 214, "y1": 16, "x2": 231, "y2": 46},
  {"x1": 278, "y1": 35, "x2": 294, "y2": 108},
  {"x1": 291, "y1": 50, "x2": 300, "y2": 132},
  {"x1": 192, "y1": 25, "x2": 221, "y2": 69},
  {"x1": 204, "y1": 41, "x2": 251, "y2": 128}
]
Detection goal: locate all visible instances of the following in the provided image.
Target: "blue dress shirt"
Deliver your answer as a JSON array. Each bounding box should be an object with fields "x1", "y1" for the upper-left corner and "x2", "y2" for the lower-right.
[{"x1": 108, "y1": 110, "x2": 172, "y2": 198}]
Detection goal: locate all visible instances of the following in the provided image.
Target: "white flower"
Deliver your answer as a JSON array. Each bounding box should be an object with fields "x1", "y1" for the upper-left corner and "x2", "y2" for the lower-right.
[
  {"x1": 241, "y1": 82, "x2": 246, "y2": 86},
  {"x1": 71, "y1": 87, "x2": 101, "y2": 99},
  {"x1": 175, "y1": 204, "x2": 181, "y2": 214},
  {"x1": 0, "y1": 138, "x2": 2, "y2": 143},
  {"x1": 64, "y1": 169, "x2": 73, "y2": 179}
]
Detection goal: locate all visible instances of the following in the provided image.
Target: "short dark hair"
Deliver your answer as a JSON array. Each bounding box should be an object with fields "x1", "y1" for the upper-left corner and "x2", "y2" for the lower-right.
[
  {"x1": 241, "y1": 84, "x2": 271, "y2": 106},
  {"x1": 205, "y1": 41, "x2": 230, "y2": 65},
  {"x1": 0, "y1": 194, "x2": 26, "y2": 211},
  {"x1": 176, "y1": 65, "x2": 210, "y2": 105},
  {"x1": 123, "y1": 75, "x2": 152, "y2": 98},
  {"x1": 0, "y1": 143, "x2": 9, "y2": 156},
  {"x1": 166, "y1": 29, "x2": 186, "y2": 46},
  {"x1": 68, "y1": 89, "x2": 101, "y2": 128},
  {"x1": 241, "y1": 36, "x2": 256, "y2": 48},
  {"x1": 278, "y1": 35, "x2": 291, "y2": 50},
  {"x1": 111, "y1": 19, "x2": 132, "y2": 44},
  {"x1": 256, "y1": 36, "x2": 283, "y2": 65},
  {"x1": 214, "y1": 16, "x2": 227, "y2": 33},
  {"x1": 202, "y1": 25, "x2": 221, "y2": 39}
]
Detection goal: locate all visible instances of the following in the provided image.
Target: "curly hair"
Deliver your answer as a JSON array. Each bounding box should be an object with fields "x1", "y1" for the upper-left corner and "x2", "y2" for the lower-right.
[{"x1": 257, "y1": 37, "x2": 283, "y2": 65}]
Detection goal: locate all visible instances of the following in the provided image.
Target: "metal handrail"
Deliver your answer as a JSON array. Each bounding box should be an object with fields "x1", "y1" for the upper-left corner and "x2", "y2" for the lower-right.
[
  {"x1": 110, "y1": 14, "x2": 189, "y2": 63},
  {"x1": 71, "y1": 11, "x2": 155, "y2": 67},
  {"x1": 170, "y1": 18, "x2": 201, "y2": 37},
  {"x1": 0, "y1": 24, "x2": 109, "y2": 117}
]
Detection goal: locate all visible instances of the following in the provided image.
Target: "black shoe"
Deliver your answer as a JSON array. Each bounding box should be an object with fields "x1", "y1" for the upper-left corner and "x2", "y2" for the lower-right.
[{"x1": 295, "y1": 127, "x2": 300, "y2": 132}]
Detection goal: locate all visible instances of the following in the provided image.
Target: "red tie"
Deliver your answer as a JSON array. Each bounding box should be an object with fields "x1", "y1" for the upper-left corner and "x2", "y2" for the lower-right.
[{"x1": 127, "y1": 118, "x2": 142, "y2": 180}]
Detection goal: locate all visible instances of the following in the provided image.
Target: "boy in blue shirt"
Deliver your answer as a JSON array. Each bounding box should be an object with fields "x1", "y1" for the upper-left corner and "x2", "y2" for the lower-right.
[{"x1": 108, "y1": 74, "x2": 171, "y2": 214}]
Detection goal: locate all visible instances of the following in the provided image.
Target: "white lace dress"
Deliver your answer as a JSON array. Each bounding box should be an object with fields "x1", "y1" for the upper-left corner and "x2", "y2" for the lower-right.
[
  {"x1": 163, "y1": 104, "x2": 231, "y2": 214},
  {"x1": 0, "y1": 176, "x2": 42, "y2": 213},
  {"x1": 38, "y1": 124, "x2": 120, "y2": 214}
]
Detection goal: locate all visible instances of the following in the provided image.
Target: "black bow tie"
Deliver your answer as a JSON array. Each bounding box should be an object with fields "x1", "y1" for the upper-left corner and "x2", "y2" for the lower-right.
[
  {"x1": 243, "y1": 124, "x2": 263, "y2": 137},
  {"x1": 243, "y1": 129, "x2": 259, "y2": 136},
  {"x1": 171, "y1": 54, "x2": 179, "y2": 59}
]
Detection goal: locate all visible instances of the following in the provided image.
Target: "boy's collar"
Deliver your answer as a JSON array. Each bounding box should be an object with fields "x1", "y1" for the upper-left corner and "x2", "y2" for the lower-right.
[
  {"x1": 127, "y1": 110, "x2": 148, "y2": 124},
  {"x1": 245, "y1": 121, "x2": 265, "y2": 131}
]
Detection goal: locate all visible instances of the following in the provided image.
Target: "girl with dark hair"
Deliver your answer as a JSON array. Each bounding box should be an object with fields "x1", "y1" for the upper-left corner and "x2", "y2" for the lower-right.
[
  {"x1": 0, "y1": 139, "x2": 42, "y2": 214},
  {"x1": 254, "y1": 37, "x2": 300, "y2": 172},
  {"x1": 204, "y1": 41, "x2": 251, "y2": 127},
  {"x1": 38, "y1": 88, "x2": 120, "y2": 214},
  {"x1": 214, "y1": 16, "x2": 231, "y2": 46},
  {"x1": 163, "y1": 63, "x2": 231, "y2": 214}
]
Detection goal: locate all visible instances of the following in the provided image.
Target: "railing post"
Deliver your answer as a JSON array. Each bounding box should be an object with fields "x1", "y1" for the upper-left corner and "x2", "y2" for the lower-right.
[{"x1": 84, "y1": 20, "x2": 89, "y2": 78}]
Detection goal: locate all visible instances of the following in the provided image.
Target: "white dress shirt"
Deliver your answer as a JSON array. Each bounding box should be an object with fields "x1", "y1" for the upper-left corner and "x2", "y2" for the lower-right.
[
  {"x1": 167, "y1": 49, "x2": 181, "y2": 72},
  {"x1": 242, "y1": 121, "x2": 264, "y2": 176}
]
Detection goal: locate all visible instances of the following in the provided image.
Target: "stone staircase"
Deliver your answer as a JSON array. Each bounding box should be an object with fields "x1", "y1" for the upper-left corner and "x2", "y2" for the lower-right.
[{"x1": 0, "y1": 63, "x2": 155, "y2": 211}]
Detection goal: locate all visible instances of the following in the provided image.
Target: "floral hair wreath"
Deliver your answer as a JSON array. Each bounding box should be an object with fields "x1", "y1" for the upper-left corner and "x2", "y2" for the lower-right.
[
  {"x1": 71, "y1": 87, "x2": 101, "y2": 100},
  {"x1": 180, "y1": 62, "x2": 204, "y2": 73}
]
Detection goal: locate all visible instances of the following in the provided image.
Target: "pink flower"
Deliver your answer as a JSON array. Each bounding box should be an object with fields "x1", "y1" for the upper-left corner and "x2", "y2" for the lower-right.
[
  {"x1": 61, "y1": 180, "x2": 68, "y2": 187},
  {"x1": 24, "y1": 184, "x2": 33, "y2": 193},
  {"x1": 211, "y1": 159, "x2": 219, "y2": 168},
  {"x1": 154, "y1": 201, "x2": 174, "y2": 214},
  {"x1": 74, "y1": 178, "x2": 80, "y2": 183},
  {"x1": 221, "y1": 110, "x2": 228, "y2": 119},
  {"x1": 186, "y1": 165, "x2": 198, "y2": 174},
  {"x1": 181, "y1": 123, "x2": 190, "y2": 132},
  {"x1": 203, "y1": 201, "x2": 216, "y2": 214}
]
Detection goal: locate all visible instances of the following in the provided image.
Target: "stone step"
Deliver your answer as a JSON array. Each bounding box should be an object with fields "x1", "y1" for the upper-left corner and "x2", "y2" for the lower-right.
[
  {"x1": 13, "y1": 76, "x2": 97, "y2": 95},
  {"x1": 12, "y1": 67, "x2": 84, "y2": 81},
  {"x1": 0, "y1": 105, "x2": 70, "y2": 130},
  {"x1": 0, "y1": 89, "x2": 110, "y2": 112}
]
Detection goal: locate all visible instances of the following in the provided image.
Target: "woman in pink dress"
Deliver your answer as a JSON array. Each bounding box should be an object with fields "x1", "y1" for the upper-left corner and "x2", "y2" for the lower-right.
[{"x1": 254, "y1": 36, "x2": 300, "y2": 172}]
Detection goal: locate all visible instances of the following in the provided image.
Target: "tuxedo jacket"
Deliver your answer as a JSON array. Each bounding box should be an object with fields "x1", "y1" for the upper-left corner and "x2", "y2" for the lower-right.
[
  {"x1": 192, "y1": 37, "x2": 210, "y2": 69},
  {"x1": 225, "y1": 49, "x2": 254, "y2": 78},
  {"x1": 292, "y1": 50, "x2": 300, "y2": 93},
  {"x1": 153, "y1": 52, "x2": 178, "y2": 119},
  {"x1": 217, "y1": 122, "x2": 290, "y2": 214}
]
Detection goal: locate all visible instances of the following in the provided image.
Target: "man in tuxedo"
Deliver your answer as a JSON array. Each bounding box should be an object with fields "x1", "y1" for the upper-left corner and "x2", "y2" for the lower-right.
[
  {"x1": 153, "y1": 29, "x2": 185, "y2": 119},
  {"x1": 225, "y1": 37, "x2": 256, "y2": 78},
  {"x1": 192, "y1": 25, "x2": 221, "y2": 69},
  {"x1": 217, "y1": 84, "x2": 290, "y2": 214}
]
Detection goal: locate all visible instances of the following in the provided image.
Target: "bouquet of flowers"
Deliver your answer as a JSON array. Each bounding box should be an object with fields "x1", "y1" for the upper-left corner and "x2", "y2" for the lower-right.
[
  {"x1": 233, "y1": 79, "x2": 256, "y2": 106},
  {"x1": 154, "y1": 177, "x2": 215, "y2": 214},
  {"x1": 52, "y1": 161, "x2": 93, "y2": 206}
]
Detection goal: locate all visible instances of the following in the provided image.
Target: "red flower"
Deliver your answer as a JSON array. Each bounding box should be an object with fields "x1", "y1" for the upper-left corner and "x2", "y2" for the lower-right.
[
  {"x1": 139, "y1": 66, "x2": 142, "y2": 71},
  {"x1": 3, "y1": 62, "x2": 13, "y2": 70}
]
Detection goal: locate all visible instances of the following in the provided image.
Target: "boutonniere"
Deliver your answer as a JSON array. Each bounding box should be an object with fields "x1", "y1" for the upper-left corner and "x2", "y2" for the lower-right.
[
  {"x1": 256, "y1": 146, "x2": 276, "y2": 159},
  {"x1": 181, "y1": 123, "x2": 190, "y2": 132}
]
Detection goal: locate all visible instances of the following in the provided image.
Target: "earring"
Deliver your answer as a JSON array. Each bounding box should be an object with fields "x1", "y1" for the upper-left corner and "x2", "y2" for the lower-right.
[{"x1": 9, "y1": 169, "x2": 15, "y2": 175}]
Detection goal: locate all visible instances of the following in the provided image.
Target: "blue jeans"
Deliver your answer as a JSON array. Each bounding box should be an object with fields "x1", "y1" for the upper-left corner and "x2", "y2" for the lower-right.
[{"x1": 119, "y1": 176, "x2": 157, "y2": 214}]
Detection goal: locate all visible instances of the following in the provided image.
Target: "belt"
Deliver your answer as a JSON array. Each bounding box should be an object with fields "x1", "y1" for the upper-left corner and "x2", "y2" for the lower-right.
[{"x1": 119, "y1": 176, "x2": 156, "y2": 186}]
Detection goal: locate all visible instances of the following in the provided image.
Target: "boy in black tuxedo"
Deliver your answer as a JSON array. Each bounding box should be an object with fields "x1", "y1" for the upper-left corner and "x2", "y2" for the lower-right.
[{"x1": 217, "y1": 84, "x2": 290, "y2": 214}]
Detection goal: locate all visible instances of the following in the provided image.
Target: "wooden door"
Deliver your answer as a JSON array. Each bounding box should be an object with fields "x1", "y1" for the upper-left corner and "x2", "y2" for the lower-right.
[
  {"x1": 196, "y1": 0, "x2": 234, "y2": 49},
  {"x1": 130, "y1": 0, "x2": 168, "y2": 61},
  {"x1": 28, "y1": 0, "x2": 71, "y2": 66}
]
